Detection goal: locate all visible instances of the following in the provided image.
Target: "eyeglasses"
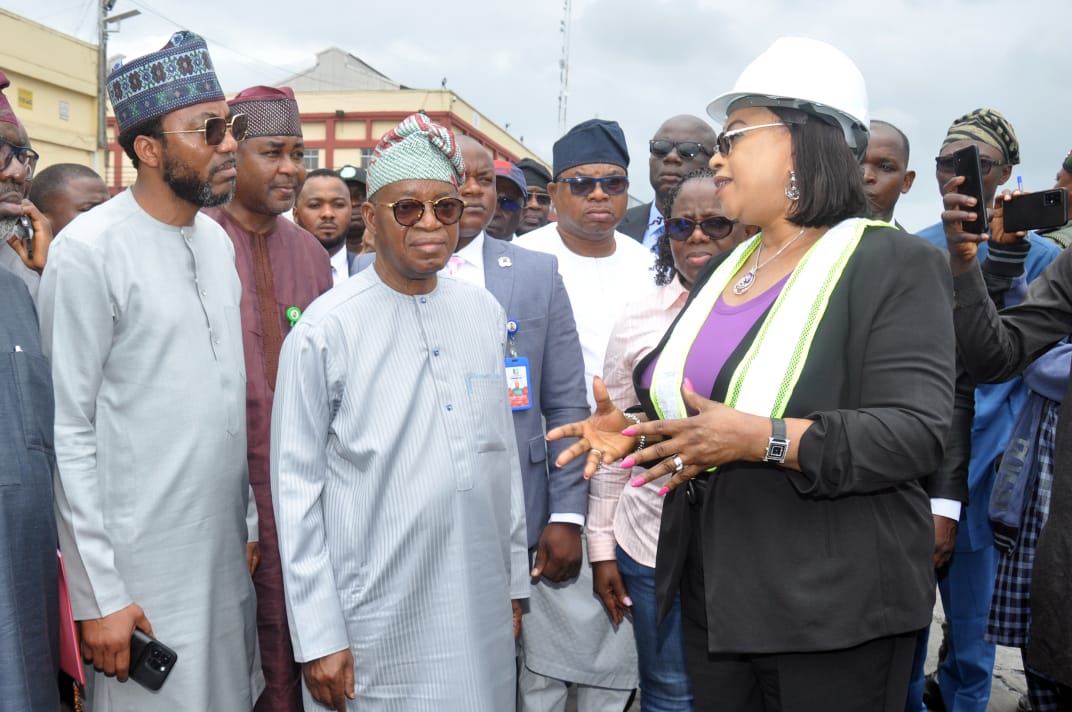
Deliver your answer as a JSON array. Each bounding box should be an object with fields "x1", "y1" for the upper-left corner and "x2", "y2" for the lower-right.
[
  {"x1": 158, "y1": 113, "x2": 249, "y2": 146},
  {"x1": 497, "y1": 195, "x2": 525, "y2": 212},
  {"x1": 665, "y1": 216, "x2": 736, "y2": 242},
  {"x1": 716, "y1": 122, "x2": 787, "y2": 156},
  {"x1": 0, "y1": 137, "x2": 40, "y2": 179},
  {"x1": 560, "y1": 175, "x2": 629, "y2": 197},
  {"x1": 649, "y1": 140, "x2": 712, "y2": 160},
  {"x1": 527, "y1": 193, "x2": 552, "y2": 207},
  {"x1": 374, "y1": 196, "x2": 465, "y2": 226},
  {"x1": 934, "y1": 155, "x2": 1005, "y2": 176}
]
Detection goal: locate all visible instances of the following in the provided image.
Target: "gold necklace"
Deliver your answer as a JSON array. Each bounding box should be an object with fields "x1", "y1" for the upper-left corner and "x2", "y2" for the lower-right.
[{"x1": 732, "y1": 227, "x2": 807, "y2": 295}]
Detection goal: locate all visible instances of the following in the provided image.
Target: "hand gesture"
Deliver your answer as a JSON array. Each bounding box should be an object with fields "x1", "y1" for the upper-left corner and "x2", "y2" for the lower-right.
[{"x1": 546, "y1": 377, "x2": 636, "y2": 478}]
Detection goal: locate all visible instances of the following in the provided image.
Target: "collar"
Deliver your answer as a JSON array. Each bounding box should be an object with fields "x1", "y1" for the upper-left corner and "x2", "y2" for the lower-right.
[
  {"x1": 657, "y1": 277, "x2": 690, "y2": 311},
  {"x1": 330, "y1": 246, "x2": 348, "y2": 274},
  {"x1": 455, "y1": 229, "x2": 486, "y2": 272},
  {"x1": 647, "y1": 201, "x2": 664, "y2": 227}
]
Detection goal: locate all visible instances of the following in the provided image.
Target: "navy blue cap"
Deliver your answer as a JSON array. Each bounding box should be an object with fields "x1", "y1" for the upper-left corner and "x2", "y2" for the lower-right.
[{"x1": 552, "y1": 119, "x2": 629, "y2": 178}]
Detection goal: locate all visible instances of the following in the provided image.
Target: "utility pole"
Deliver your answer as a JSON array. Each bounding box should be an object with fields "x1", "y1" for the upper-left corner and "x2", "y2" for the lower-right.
[
  {"x1": 97, "y1": 0, "x2": 140, "y2": 149},
  {"x1": 557, "y1": 0, "x2": 571, "y2": 135}
]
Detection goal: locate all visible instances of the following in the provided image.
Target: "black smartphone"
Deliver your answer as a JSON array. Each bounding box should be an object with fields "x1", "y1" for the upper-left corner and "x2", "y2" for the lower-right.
[
  {"x1": 1003, "y1": 188, "x2": 1068, "y2": 233},
  {"x1": 128, "y1": 629, "x2": 178, "y2": 691},
  {"x1": 952, "y1": 144, "x2": 989, "y2": 234}
]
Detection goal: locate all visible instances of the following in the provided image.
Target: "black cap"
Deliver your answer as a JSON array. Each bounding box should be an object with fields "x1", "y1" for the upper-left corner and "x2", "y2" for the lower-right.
[
  {"x1": 337, "y1": 165, "x2": 367, "y2": 185},
  {"x1": 516, "y1": 158, "x2": 552, "y2": 190}
]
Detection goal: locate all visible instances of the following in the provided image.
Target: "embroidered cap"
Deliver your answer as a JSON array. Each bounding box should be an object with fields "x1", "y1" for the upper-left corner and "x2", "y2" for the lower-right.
[
  {"x1": 0, "y1": 71, "x2": 19, "y2": 126},
  {"x1": 229, "y1": 85, "x2": 302, "y2": 138},
  {"x1": 942, "y1": 108, "x2": 1020, "y2": 166},
  {"x1": 107, "y1": 31, "x2": 225, "y2": 134},
  {"x1": 366, "y1": 113, "x2": 465, "y2": 197}
]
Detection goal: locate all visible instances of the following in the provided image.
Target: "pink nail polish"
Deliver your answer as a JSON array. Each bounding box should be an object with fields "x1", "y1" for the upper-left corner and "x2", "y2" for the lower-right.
[
  {"x1": 621, "y1": 457, "x2": 636, "y2": 469},
  {"x1": 629, "y1": 476, "x2": 646, "y2": 487},
  {"x1": 621, "y1": 426, "x2": 636, "y2": 436},
  {"x1": 683, "y1": 377, "x2": 695, "y2": 392},
  {"x1": 657, "y1": 486, "x2": 670, "y2": 497}
]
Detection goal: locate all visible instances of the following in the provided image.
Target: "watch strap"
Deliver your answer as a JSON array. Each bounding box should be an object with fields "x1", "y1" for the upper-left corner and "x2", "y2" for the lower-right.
[{"x1": 764, "y1": 417, "x2": 789, "y2": 464}]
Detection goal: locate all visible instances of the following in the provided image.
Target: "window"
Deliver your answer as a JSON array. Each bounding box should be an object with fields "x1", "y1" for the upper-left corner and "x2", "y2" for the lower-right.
[{"x1": 303, "y1": 149, "x2": 320, "y2": 171}]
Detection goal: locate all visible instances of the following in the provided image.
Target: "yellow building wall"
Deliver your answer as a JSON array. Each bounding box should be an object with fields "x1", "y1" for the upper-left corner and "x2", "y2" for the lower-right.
[{"x1": 0, "y1": 9, "x2": 101, "y2": 172}]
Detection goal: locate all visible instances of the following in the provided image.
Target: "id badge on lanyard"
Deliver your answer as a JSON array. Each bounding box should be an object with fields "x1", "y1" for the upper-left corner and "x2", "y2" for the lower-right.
[{"x1": 504, "y1": 317, "x2": 532, "y2": 410}]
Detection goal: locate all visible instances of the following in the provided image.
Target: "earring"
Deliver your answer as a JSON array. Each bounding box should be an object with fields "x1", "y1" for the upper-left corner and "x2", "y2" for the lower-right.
[{"x1": 785, "y1": 170, "x2": 801, "y2": 201}]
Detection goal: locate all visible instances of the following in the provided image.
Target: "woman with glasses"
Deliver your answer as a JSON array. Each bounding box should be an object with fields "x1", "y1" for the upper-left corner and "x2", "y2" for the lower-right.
[
  {"x1": 587, "y1": 168, "x2": 752, "y2": 712},
  {"x1": 550, "y1": 38, "x2": 955, "y2": 711}
]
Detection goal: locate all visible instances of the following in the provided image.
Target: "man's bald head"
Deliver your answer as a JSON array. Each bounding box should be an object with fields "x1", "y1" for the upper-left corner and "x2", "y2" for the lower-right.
[{"x1": 648, "y1": 114, "x2": 718, "y2": 207}]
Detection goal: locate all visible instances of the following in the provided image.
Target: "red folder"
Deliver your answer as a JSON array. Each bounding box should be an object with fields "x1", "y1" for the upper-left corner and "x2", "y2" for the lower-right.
[{"x1": 57, "y1": 549, "x2": 86, "y2": 686}]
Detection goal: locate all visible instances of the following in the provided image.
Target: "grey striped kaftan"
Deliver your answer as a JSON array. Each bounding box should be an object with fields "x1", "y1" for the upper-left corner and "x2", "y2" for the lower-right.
[
  {"x1": 271, "y1": 267, "x2": 529, "y2": 712},
  {"x1": 37, "y1": 189, "x2": 264, "y2": 710}
]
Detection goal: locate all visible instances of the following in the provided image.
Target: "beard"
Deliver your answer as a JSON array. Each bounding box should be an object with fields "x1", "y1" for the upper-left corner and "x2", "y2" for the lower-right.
[
  {"x1": 0, "y1": 215, "x2": 20, "y2": 241},
  {"x1": 163, "y1": 155, "x2": 234, "y2": 208}
]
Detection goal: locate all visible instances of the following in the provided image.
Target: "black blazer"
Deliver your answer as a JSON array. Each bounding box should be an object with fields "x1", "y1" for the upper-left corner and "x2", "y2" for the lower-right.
[
  {"x1": 618, "y1": 202, "x2": 652, "y2": 242},
  {"x1": 641, "y1": 225, "x2": 956, "y2": 654}
]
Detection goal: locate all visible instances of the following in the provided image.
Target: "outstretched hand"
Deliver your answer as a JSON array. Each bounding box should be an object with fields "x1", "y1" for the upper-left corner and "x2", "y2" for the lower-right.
[{"x1": 546, "y1": 376, "x2": 636, "y2": 478}]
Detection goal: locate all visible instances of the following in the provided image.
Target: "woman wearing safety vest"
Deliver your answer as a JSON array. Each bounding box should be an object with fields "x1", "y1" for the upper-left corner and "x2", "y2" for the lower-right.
[{"x1": 549, "y1": 37, "x2": 955, "y2": 711}]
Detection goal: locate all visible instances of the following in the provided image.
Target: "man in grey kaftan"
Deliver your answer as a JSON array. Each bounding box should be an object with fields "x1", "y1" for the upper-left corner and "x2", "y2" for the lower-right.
[
  {"x1": 36, "y1": 32, "x2": 263, "y2": 710},
  {"x1": 272, "y1": 113, "x2": 528, "y2": 712}
]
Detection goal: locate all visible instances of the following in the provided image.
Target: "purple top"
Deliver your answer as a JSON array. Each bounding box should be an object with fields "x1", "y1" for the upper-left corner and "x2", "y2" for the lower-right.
[{"x1": 642, "y1": 274, "x2": 789, "y2": 403}]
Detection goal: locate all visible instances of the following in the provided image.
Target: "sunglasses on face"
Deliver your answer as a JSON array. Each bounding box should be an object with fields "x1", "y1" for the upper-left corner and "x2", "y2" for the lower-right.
[
  {"x1": 375, "y1": 196, "x2": 465, "y2": 226},
  {"x1": 649, "y1": 140, "x2": 712, "y2": 160},
  {"x1": 497, "y1": 195, "x2": 525, "y2": 212},
  {"x1": 158, "y1": 113, "x2": 249, "y2": 146},
  {"x1": 0, "y1": 137, "x2": 40, "y2": 180},
  {"x1": 527, "y1": 192, "x2": 552, "y2": 207},
  {"x1": 934, "y1": 155, "x2": 1005, "y2": 176},
  {"x1": 665, "y1": 216, "x2": 736, "y2": 241},
  {"x1": 715, "y1": 122, "x2": 787, "y2": 156},
  {"x1": 559, "y1": 175, "x2": 629, "y2": 197}
]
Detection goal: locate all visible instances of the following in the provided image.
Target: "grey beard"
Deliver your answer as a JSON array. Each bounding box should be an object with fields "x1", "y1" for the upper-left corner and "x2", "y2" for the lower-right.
[{"x1": 0, "y1": 215, "x2": 20, "y2": 241}]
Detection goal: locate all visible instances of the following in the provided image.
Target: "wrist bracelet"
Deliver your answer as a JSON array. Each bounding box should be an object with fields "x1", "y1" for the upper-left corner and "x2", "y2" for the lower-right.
[{"x1": 623, "y1": 412, "x2": 646, "y2": 452}]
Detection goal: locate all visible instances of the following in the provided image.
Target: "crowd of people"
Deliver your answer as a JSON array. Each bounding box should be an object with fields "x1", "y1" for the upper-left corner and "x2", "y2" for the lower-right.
[{"x1": 2, "y1": 28, "x2": 1072, "y2": 712}]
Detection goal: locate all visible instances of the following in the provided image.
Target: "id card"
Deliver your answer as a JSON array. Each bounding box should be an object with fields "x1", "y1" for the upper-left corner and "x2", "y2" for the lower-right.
[{"x1": 505, "y1": 356, "x2": 532, "y2": 411}]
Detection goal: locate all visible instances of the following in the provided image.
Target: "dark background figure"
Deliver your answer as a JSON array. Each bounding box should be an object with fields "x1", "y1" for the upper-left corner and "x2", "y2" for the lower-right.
[
  {"x1": 294, "y1": 168, "x2": 358, "y2": 285},
  {"x1": 337, "y1": 164, "x2": 368, "y2": 254},
  {"x1": 618, "y1": 114, "x2": 717, "y2": 249},
  {"x1": 0, "y1": 67, "x2": 61, "y2": 712},
  {"x1": 486, "y1": 158, "x2": 528, "y2": 240},
  {"x1": 516, "y1": 157, "x2": 553, "y2": 236},
  {"x1": 28, "y1": 163, "x2": 110, "y2": 236},
  {"x1": 862, "y1": 120, "x2": 915, "y2": 225}
]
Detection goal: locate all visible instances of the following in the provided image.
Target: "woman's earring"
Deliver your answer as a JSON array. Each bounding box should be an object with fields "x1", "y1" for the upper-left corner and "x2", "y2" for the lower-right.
[{"x1": 785, "y1": 170, "x2": 801, "y2": 201}]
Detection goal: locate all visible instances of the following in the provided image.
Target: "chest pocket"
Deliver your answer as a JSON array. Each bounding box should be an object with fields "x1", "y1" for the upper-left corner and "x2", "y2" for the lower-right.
[
  {"x1": 466, "y1": 372, "x2": 509, "y2": 454},
  {"x1": 0, "y1": 350, "x2": 55, "y2": 485}
]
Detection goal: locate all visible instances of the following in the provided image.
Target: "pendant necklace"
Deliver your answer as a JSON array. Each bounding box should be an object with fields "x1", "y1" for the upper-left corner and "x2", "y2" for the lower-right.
[{"x1": 732, "y1": 226, "x2": 807, "y2": 295}]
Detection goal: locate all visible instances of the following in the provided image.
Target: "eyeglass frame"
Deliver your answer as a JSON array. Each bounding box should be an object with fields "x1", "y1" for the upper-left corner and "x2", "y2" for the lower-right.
[
  {"x1": 372, "y1": 196, "x2": 466, "y2": 227},
  {"x1": 558, "y1": 174, "x2": 630, "y2": 197},
  {"x1": 934, "y1": 154, "x2": 1005, "y2": 177},
  {"x1": 157, "y1": 113, "x2": 249, "y2": 146},
  {"x1": 526, "y1": 192, "x2": 552, "y2": 207},
  {"x1": 665, "y1": 215, "x2": 737, "y2": 242},
  {"x1": 0, "y1": 137, "x2": 40, "y2": 179},
  {"x1": 649, "y1": 140, "x2": 713, "y2": 160},
  {"x1": 715, "y1": 122, "x2": 788, "y2": 156}
]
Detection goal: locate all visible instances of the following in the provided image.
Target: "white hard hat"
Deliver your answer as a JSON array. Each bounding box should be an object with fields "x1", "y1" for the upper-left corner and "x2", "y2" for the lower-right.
[{"x1": 707, "y1": 37, "x2": 870, "y2": 159}]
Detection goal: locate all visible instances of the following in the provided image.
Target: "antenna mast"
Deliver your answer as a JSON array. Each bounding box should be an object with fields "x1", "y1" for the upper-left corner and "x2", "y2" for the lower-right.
[{"x1": 557, "y1": 0, "x2": 571, "y2": 134}]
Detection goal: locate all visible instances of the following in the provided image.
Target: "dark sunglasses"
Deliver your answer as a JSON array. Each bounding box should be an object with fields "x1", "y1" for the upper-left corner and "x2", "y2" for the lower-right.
[
  {"x1": 934, "y1": 155, "x2": 1005, "y2": 176},
  {"x1": 497, "y1": 195, "x2": 525, "y2": 212},
  {"x1": 375, "y1": 196, "x2": 465, "y2": 226},
  {"x1": 527, "y1": 193, "x2": 552, "y2": 207},
  {"x1": 649, "y1": 140, "x2": 712, "y2": 160},
  {"x1": 159, "y1": 113, "x2": 249, "y2": 146},
  {"x1": 0, "y1": 137, "x2": 40, "y2": 179},
  {"x1": 560, "y1": 175, "x2": 629, "y2": 197},
  {"x1": 665, "y1": 216, "x2": 736, "y2": 242},
  {"x1": 715, "y1": 122, "x2": 787, "y2": 156}
]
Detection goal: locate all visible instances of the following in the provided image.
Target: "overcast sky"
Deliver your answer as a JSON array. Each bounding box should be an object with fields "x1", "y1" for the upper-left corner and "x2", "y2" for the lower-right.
[{"x1": 8, "y1": 0, "x2": 1070, "y2": 232}]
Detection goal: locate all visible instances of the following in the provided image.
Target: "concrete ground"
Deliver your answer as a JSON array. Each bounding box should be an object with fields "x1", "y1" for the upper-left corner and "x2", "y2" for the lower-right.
[{"x1": 569, "y1": 598, "x2": 1028, "y2": 711}]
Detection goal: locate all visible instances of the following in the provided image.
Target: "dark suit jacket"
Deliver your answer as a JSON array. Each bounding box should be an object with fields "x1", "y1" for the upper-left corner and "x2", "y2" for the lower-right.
[
  {"x1": 645, "y1": 225, "x2": 955, "y2": 654},
  {"x1": 353, "y1": 239, "x2": 590, "y2": 547},
  {"x1": 346, "y1": 249, "x2": 359, "y2": 277},
  {"x1": 952, "y1": 249, "x2": 1072, "y2": 687},
  {"x1": 618, "y1": 202, "x2": 653, "y2": 242}
]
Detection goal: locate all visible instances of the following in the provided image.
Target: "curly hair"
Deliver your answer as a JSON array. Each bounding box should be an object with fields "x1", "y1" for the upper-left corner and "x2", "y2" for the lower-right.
[{"x1": 653, "y1": 168, "x2": 717, "y2": 286}]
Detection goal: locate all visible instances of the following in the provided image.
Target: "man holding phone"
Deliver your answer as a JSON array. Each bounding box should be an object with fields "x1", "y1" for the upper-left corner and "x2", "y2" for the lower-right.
[
  {"x1": 909, "y1": 109, "x2": 1060, "y2": 712},
  {"x1": 38, "y1": 33, "x2": 263, "y2": 710}
]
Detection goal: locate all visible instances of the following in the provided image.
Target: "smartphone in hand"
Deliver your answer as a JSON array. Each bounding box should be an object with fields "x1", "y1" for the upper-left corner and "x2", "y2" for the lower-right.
[
  {"x1": 952, "y1": 144, "x2": 989, "y2": 235},
  {"x1": 128, "y1": 629, "x2": 178, "y2": 691},
  {"x1": 1003, "y1": 188, "x2": 1068, "y2": 233}
]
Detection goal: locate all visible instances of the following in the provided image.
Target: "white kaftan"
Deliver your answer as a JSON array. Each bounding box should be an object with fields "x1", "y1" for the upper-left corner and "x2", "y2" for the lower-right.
[
  {"x1": 38, "y1": 189, "x2": 263, "y2": 711},
  {"x1": 271, "y1": 266, "x2": 528, "y2": 711}
]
